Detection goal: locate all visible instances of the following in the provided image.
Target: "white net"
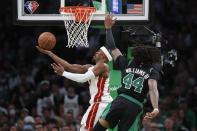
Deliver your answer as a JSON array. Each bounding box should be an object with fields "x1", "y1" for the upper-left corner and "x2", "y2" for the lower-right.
[{"x1": 60, "y1": 7, "x2": 96, "y2": 48}]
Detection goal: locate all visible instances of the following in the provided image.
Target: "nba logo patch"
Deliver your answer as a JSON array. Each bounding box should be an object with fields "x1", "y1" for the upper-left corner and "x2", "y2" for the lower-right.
[{"x1": 24, "y1": 1, "x2": 39, "y2": 14}]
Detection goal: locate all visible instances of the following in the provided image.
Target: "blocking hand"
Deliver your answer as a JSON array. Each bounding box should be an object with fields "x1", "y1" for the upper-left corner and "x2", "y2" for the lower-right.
[{"x1": 104, "y1": 14, "x2": 117, "y2": 29}]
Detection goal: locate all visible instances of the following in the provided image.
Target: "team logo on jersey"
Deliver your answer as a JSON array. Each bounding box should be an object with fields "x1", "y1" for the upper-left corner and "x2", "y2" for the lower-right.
[{"x1": 24, "y1": 1, "x2": 39, "y2": 14}]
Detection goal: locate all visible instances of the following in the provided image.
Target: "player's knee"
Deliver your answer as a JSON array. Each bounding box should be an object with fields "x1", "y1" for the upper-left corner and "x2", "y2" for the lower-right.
[
  {"x1": 99, "y1": 119, "x2": 110, "y2": 128},
  {"x1": 92, "y1": 121, "x2": 107, "y2": 131},
  {"x1": 93, "y1": 119, "x2": 109, "y2": 131}
]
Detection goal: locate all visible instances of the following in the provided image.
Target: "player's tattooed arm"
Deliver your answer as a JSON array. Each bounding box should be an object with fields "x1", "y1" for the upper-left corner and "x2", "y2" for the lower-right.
[
  {"x1": 36, "y1": 46, "x2": 91, "y2": 73},
  {"x1": 105, "y1": 14, "x2": 123, "y2": 61}
]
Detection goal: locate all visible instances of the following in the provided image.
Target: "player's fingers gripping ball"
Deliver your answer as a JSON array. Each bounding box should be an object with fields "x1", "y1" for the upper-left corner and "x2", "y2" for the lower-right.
[{"x1": 38, "y1": 32, "x2": 56, "y2": 50}]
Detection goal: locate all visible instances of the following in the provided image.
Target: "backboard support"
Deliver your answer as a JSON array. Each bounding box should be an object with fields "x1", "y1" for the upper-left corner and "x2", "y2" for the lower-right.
[{"x1": 13, "y1": 0, "x2": 152, "y2": 26}]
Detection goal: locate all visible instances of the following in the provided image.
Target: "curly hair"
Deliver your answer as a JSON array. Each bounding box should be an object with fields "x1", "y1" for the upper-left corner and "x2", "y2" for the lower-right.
[{"x1": 132, "y1": 46, "x2": 161, "y2": 65}]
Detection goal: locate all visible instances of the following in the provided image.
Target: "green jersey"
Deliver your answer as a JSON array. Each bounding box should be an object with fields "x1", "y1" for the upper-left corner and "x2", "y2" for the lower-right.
[{"x1": 115, "y1": 56, "x2": 160, "y2": 102}]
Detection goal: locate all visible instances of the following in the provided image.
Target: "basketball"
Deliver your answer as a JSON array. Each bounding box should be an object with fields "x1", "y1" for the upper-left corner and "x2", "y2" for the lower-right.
[{"x1": 38, "y1": 32, "x2": 56, "y2": 50}]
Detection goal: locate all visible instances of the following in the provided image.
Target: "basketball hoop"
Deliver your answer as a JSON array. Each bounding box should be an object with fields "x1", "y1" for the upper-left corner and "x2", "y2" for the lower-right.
[{"x1": 60, "y1": 6, "x2": 96, "y2": 48}]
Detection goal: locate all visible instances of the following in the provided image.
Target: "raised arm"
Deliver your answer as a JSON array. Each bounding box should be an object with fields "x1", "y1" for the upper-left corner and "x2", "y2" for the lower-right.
[
  {"x1": 36, "y1": 46, "x2": 91, "y2": 73},
  {"x1": 105, "y1": 14, "x2": 123, "y2": 61},
  {"x1": 144, "y1": 79, "x2": 159, "y2": 120}
]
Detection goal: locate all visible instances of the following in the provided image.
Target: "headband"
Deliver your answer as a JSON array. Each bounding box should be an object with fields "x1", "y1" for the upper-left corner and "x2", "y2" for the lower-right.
[{"x1": 100, "y1": 46, "x2": 113, "y2": 61}]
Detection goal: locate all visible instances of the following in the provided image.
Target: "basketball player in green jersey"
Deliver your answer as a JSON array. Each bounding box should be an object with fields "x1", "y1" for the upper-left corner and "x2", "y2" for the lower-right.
[{"x1": 93, "y1": 14, "x2": 161, "y2": 131}]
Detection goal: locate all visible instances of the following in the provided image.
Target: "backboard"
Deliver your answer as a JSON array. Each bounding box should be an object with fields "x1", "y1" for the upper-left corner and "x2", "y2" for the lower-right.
[{"x1": 14, "y1": 0, "x2": 151, "y2": 26}]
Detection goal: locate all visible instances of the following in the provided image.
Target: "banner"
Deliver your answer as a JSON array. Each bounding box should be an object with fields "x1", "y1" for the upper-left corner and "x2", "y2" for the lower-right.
[{"x1": 109, "y1": 0, "x2": 122, "y2": 14}]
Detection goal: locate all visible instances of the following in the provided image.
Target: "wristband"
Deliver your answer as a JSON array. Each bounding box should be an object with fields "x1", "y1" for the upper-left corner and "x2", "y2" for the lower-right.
[{"x1": 153, "y1": 108, "x2": 159, "y2": 112}]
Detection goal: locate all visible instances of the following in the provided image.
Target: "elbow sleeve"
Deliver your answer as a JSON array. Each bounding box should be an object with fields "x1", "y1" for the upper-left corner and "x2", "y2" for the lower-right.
[{"x1": 62, "y1": 69, "x2": 95, "y2": 83}]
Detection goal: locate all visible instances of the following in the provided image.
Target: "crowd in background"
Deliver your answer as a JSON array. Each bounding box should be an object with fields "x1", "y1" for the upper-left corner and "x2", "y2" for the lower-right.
[{"x1": 0, "y1": 0, "x2": 197, "y2": 131}]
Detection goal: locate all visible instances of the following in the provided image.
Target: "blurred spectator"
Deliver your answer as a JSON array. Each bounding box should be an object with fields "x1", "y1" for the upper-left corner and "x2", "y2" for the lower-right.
[
  {"x1": 0, "y1": 113, "x2": 9, "y2": 131},
  {"x1": 42, "y1": 107, "x2": 55, "y2": 123},
  {"x1": 24, "y1": 116, "x2": 35, "y2": 124},
  {"x1": 15, "y1": 119, "x2": 24, "y2": 131},
  {"x1": 187, "y1": 86, "x2": 197, "y2": 112},
  {"x1": 179, "y1": 100, "x2": 196, "y2": 131},
  {"x1": 23, "y1": 116, "x2": 35, "y2": 131},
  {"x1": 36, "y1": 80, "x2": 51, "y2": 116},
  {"x1": 45, "y1": 118, "x2": 58, "y2": 131},
  {"x1": 0, "y1": 107, "x2": 8, "y2": 116},
  {"x1": 60, "y1": 78, "x2": 70, "y2": 95},
  {"x1": 62, "y1": 124, "x2": 73, "y2": 131},
  {"x1": 64, "y1": 111, "x2": 80, "y2": 131},
  {"x1": 49, "y1": 83, "x2": 64, "y2": 115},
  {"x1": 20, "y1": 108, "x2": 29, "y2": 120},
  {"x1": 78, "y1": 91, "x2": 90, "y2": 115},
  {"x1": 64, "y1": 86, "x2": 79, "y2": 119},
  {"x1": 8, "y1": 104, "x2": 17, "y2": 125},
  {"x1": 10, "y1": 125, "x2": 17, "y2": 131},
  {"x1": 142, "y1": 119, "x2": 162, "y2": 131},
  {"x1": 55, "y1": 104, "x2": 66, "y2": 126},
  {"x1": 163, "y1": 118, "x2": 174, "y2": 131},
  {"x1": 176, "y1": 109, "x2": 190, "y2": 131},
  {"x1": 35, "y1": 115, "x2": 44, "y2": 125},
  {"x1": 23, "y1": 124, "x2": 34, "y2": 131},
  {"x1": 51, "y1": 127, "x2": 60, "y2": 131},
  {"x1": 0, "y1": 68, "x2": 10, "y2": 106},
  {"x1": 35, "y1": 123, "x2": 44, "y2": 131},
  {"x1": 1, "y1": 122, "x2": 10, "y2": 131}
]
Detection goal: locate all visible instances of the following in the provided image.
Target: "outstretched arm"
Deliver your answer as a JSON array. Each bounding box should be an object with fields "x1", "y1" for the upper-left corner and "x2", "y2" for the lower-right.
[
  {"x1": 105, "y1": 14, "x2": 123, "y2": 61},
  {"x1": 36, "y1": 46, "x2": 91, "y2": 73},
  {"x1": 51, "y1": 62, "x2": 108, "y2": 83},
  {"x1": 51, "y1": 63, "x2": 94, "y2": 83},
  {"x1": 144, "y1": 79, "x2": 159, "y2": 120}
]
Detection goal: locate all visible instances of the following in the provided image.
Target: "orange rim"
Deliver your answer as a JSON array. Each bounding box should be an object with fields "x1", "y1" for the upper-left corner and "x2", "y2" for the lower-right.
[
  {"x1": 60, "y1": 6, "x2": 96, "y2": 23},
  {"x1": 59, "y1": 6, "x2": 96, "y2": 13}
]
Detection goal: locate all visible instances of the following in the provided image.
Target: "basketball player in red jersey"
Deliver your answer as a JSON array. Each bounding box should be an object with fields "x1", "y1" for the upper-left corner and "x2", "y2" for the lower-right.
[{"x1": 36, "y1": 45, "x2": 113, "y2": 131}]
